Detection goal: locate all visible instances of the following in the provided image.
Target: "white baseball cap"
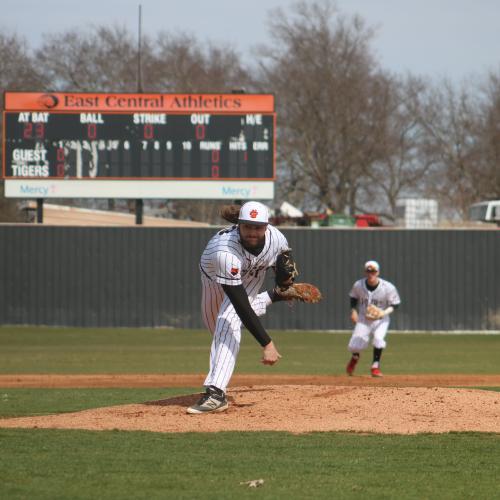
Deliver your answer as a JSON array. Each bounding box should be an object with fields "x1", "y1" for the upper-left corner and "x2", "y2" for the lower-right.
[
  {"x1": 238, "y1": 201, "x2": 269, "y2": 226},
  {"x1": 364, "y1": 260, "x2": 380, "y2": 272}
]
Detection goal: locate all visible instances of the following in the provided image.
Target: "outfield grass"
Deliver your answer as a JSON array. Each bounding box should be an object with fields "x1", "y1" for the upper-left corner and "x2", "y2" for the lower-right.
[
  {"x1": 0, "y1": 388, "x2": 197, "y2": 418},
  {"x1": 0, "y1": 327, "x2": 499, "y2": 374},
  {"x1": 0, "y1": 327, "x2": 498, "y2": 499},
  {"x1": 0, "y1": 430, "x2": 498, "y2": 500}
]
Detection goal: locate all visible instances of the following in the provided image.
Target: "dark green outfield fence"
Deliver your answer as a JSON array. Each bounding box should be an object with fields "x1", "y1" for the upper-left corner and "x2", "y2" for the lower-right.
[{"x1": 0, "y1": 225, "x2": 499, "y2": 330}]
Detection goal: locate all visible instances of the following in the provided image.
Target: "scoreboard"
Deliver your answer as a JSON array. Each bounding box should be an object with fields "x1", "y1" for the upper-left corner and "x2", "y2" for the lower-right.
[
  {"x1": 3, "y1": 112, "x2": 274, "y2": 180},
  {"x1": 2, "y1": 92, "x2": 276, "y2": 199}
]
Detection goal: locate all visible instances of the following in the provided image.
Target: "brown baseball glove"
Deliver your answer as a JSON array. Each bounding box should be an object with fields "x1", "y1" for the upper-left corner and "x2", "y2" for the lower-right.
[
  {"x1": 220, "y1": 204, "x2": 241, "y2": 224},
  {"x1": 274, "y1": 283, "x2": 322, "y2": 304},
  {"x1": 366, "y1": 304, "x2": 384, "y2": 320}
]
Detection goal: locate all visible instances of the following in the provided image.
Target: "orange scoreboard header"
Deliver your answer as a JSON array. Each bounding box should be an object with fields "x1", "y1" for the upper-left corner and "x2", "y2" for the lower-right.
[{"x1": 4, "y1": 92, "x2": 275, "y2": 113}]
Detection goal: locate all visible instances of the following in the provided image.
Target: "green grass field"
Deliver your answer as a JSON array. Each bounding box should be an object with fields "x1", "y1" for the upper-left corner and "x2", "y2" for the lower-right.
[
  {"x1": 0, "y1": 327, "x2": 499, "y2": 499},
  {"x1": 1, "y1": 430, "x2": 498, "y2": 500},
  {"x1": 1, "y1": 327, "x2": 499, "y2": 374}
]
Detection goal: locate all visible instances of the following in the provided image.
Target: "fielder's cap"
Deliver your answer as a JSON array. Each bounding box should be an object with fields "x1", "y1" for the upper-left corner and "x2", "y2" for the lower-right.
[
  {"x1": 238, "y1": 201, "x2": 269, "y2": 226},
  {"x1": 364, "y1": 260, "x2": 380, "y2": 272}
]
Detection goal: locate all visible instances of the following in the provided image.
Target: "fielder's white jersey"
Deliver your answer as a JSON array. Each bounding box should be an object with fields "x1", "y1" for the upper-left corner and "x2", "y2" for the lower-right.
[
  {"x1": 350, "y1": 278, "x2": 401, "y2": 320},
  {"x1": 200, "y1": 224, "x2": 289, "y2": 298}
]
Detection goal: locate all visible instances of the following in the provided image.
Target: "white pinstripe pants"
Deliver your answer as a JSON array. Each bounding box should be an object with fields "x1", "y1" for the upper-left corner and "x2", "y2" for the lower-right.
[{"x1": 200, "y1": 274, "x2": 272, "y2": 391}]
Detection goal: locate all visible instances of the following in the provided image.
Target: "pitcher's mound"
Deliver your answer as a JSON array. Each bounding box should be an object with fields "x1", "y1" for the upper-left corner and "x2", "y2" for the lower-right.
[{"x1": 1, "y1": 385, "x2": 499, "y2": 434}]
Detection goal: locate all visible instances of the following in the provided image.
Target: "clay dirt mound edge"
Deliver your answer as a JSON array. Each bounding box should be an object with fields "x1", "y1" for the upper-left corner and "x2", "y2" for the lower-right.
[{"x1": 0, "y1": 384, "x2": 499, "y2": 435}]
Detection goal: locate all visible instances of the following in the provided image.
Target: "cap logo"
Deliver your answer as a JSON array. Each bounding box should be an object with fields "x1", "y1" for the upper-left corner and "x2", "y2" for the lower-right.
[
  {"x1": 249, "y1": 209, "x2": 258, "y2": 219},
  {"x1": 230, "y1": 267, "x2": 239, "y2": 276}
]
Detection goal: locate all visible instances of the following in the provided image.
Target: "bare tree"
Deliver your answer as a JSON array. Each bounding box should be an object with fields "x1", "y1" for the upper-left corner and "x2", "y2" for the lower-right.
[
  {"x1": 35, "y1": 25, "x2": 144, "y2": 92},
  {"x1": 150, "y1": 32, "x2": 251, "y2": 93},
  {"x1": 417, "y1": 80, "x2": 484, "y2": 218},
  {"x1": 257, "y1": 1, "x2": 390, "y2": 214},
  {"x1": 0, "y1": 31, "x2": 46, "y2": 221},
  {"x1": 353, "y1": 71, "x2": 500, "y2": 221},
  {"x1": 358, "y1": 75, "x2": 434, "y2": 220},
  {"x1": 475, "y1": 69, "x2": 500, "y2": 201},
  {"x1": 0, "y1": 32, "x2": 45, "y2": 96}
]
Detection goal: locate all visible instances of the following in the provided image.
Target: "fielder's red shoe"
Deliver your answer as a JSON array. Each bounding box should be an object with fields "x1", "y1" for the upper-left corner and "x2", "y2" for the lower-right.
[
  {"x1": 371, "y1": 367, "x2": 383, "y2": 377},
  {"x1": 346, "y1": 357, "x2": 358, "y2": 376}
]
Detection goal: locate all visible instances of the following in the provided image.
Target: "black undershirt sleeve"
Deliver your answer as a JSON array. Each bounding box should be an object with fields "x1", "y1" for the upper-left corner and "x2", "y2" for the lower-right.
[{"x1": 221, "y1": 284, "x2": 272, "y2": 347}]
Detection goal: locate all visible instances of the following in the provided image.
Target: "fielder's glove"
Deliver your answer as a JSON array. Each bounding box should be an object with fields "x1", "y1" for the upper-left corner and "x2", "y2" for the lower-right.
[
  {"x1": 366, "y1": 304, "x2": 384, "y2": 320},
  {"x1": 274, "y1": 283, "x2": 323, "y2": 304},
  {"x1": 274, "y1": 249, "x2": 299, "y2": 290}
]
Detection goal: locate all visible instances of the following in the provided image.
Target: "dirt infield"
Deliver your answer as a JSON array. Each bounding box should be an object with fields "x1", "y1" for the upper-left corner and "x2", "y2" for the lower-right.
[
  {"x1": 1, "y1": 373, "x2": 499, "y2": 388},
  {"x1": 0, "y1": 374, "x2": 499, "y2": 434}
]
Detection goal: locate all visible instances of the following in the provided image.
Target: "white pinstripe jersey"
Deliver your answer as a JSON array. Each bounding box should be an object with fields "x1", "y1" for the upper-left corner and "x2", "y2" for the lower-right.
[
  {"x1": 200, "y1": 224, "x2": 289, "y2": 297},
  {"x1": 350, "y1": 278, "x2": 401, "y2": 318}
]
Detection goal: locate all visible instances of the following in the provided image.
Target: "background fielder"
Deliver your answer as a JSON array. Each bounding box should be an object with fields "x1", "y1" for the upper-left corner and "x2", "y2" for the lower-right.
[{"x1": 346, "y1": 260, "x2": 401, "y2": 377}]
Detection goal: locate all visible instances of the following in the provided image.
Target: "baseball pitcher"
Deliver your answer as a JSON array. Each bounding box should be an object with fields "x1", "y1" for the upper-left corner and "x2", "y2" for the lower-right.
[{"x1": 187, "y1": 201, "x2": 321, "y2": 414}]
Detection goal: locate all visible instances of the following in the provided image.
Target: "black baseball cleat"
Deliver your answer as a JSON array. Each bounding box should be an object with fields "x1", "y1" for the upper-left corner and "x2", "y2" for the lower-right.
[{"x1": 187, "y1": 385, "x2": 228, "y2": 414}]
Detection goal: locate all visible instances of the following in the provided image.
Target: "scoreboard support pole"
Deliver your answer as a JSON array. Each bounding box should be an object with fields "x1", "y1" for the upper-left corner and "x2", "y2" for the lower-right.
[
  {"x1": 135, "y1": 199, "x2": 143, "y2": 225},
  {"x1": 36, "y1": 199, "x2": 44, "y2": 224}
]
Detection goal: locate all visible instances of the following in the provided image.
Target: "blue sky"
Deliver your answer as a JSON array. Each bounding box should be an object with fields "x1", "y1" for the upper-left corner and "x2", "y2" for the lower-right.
[{"x1": 3, "y1": 0, "x2": 500, "y2": 82}]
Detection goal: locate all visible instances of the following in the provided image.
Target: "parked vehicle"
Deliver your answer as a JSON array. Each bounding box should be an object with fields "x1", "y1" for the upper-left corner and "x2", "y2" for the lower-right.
[{"x1": 468, "y1": 200, "x2": 500, "y2": 224}]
